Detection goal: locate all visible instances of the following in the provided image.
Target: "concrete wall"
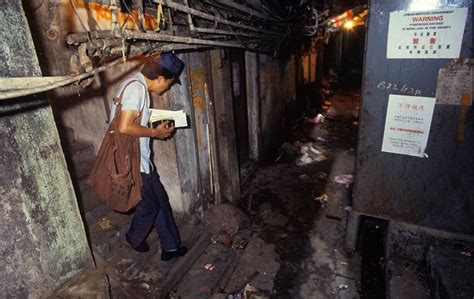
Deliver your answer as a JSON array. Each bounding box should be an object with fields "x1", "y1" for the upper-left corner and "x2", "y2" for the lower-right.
[{"x1": 0, "y1": 1, "x2": 92, "y2": 296}]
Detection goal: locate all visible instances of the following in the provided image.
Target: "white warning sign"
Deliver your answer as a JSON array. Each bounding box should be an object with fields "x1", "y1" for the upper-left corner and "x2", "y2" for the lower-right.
[
  {"x1": 387, "y1": 7, "x2": 468, "y2": 59},
  {"x1": 381, "y1": 94, "x2": 436, "y2": 158}
]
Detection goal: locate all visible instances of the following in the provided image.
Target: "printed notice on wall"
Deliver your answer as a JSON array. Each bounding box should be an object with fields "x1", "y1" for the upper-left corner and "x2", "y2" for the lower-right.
[
  {"x1": 381, "y1": 95, "x2": 436, "y2": 158},
  {"x1": 387, "y1": 7, "x2": 468, "y2": 59},
  {"x1": 436, "y1": 60, "x2": 473, "y2": 105}
]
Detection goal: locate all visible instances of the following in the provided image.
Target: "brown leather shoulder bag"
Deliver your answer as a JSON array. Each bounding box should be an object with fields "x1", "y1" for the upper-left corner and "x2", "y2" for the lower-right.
[{"x1": 89, "y1": 80, "x2": 145, "y2": 212}]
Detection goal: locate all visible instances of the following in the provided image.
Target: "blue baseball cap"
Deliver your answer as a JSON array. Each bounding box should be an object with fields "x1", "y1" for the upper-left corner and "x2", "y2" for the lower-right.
[{"x1": 153, "y1": 52, "x2": 185, "y2": 84}]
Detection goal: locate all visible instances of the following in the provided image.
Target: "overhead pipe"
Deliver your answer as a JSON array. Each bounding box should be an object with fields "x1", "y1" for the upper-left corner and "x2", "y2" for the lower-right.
[
  {"x1": 152, "y1": 0, "x2": 283, "y2": 37},
  {"x1": 204, "y1": 0, "x2": 276, "y2": 21},
  {"x1": 0, "y1": 57, "x2": 125, "y2": 101},
  {"x1": 193, "y1": 27, "x2": 280, "y2": 41},
  {"x1": 120, "y1": 29, "x2": 246, "y2": 48}
]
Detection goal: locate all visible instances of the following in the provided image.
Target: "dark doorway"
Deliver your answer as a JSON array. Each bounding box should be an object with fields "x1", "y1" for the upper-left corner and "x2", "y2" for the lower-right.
[{"x1": 229, "y1": 49, "x2": 250, "y2": 167}]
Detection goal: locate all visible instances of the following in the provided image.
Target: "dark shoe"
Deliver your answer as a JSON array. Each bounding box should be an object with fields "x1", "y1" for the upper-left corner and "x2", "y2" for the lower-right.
[
  {"x1": 125, "y1": 233, "x2": 150, "y2": 253},
  {"x1": 161, "y1": 246, "x2": 188, "y2": 261}
]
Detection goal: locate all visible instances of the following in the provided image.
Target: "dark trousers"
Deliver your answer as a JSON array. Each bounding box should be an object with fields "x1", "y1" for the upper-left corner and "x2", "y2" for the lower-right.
[{"x1": 127, "y1": 171, "x2": 181, "y2": 251}]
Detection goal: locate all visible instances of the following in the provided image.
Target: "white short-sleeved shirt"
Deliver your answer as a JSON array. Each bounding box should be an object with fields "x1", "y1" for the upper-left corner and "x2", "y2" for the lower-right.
[{"x1": 109, "y1": 72, "x2": 152, "y2": 174}]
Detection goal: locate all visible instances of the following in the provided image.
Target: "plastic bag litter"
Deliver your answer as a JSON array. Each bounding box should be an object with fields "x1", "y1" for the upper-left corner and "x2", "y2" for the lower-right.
[
  {"x1": 334, "y1": 174, "x2": 354, "y2": 188},
  {"x1": 302, "y1": 144, "x2": 326, "y2": 158},
  {"x1": 295, "y1": 143, "x2": 327, "y2": 166},
  {"x1": 296, "y1": 153, "x2": 314, "y2": 166}
]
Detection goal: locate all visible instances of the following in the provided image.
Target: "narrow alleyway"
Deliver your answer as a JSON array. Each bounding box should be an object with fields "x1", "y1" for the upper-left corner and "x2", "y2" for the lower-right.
[
  {"x1": 236, "y1": 89, "x2": 361, "y2": 297},
  {"x1": 52, "y1": 87, "x2": 364, "y2": 299},
  {"x1": 3, "y1": 1, "x2": 473, "y2": 297}
]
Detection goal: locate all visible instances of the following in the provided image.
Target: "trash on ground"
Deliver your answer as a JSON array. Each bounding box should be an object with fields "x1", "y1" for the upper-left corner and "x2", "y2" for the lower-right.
[
  {"x1": 218, "y1": 230, "x2": 232, "y2": 247},
  {"x1": 296, "y1": 153, "x2": 314, "y2": 166},
  {"x1": 203, "y1": 263, "x2": 215, "y2": 271},
  {"x1": 242, "y1": 283, "x2": 270, "y2": 299},
  {"x1": 315, "y1": 194, "x2": 329, "y2": 202},
  {"x1": 305, "y1": 113, "x2": 325, "y2": 125},
  {"x1": 334, "y1": 174, "x2": 354, "y2": 188},
  {"x1": 461, "y1": 251, "x2": 472, "y2": 257},
  {"x1": 99, "y1": 217, "x2": 112, "y2": 230},
  {"x1": 232, "y1": 229, "x2": 252, "y2": 250},
  {"x1": 314, "y1": 194, "x2": 329, "y2": 208},
  {"x1": 338, "y1": 284, "x2": 349, "y2": 290},
  {"x1": 295, "y1": 143, "x2": 327, "y2": 166},
  {"x1": 340, "y1": 261, "x2": 349, "y2": 266}
]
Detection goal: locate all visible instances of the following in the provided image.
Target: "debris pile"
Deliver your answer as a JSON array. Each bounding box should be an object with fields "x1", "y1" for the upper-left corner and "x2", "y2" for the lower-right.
[{"x1": 276, "y1": 141, "x2": 327, "y2": 166}]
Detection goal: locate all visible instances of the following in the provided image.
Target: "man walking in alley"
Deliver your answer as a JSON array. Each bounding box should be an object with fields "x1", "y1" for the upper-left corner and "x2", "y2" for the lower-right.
[{"x1": 111, "y1": 53, "x2": 187, "y2": 261}]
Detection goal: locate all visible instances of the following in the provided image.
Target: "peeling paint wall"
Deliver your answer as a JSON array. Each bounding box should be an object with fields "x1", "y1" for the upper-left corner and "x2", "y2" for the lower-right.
[
  {"x1": 0, "y1": 1, "x2": 92, "y2": 296},
  {"x1": 27, "y1": 1, "x2": 110, "y2": 154}
]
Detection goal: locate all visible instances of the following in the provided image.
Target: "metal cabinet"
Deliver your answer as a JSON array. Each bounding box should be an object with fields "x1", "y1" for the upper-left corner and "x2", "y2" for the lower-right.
[{"x1": 354, "y1": 0, "x2": 473, "y2": 234}]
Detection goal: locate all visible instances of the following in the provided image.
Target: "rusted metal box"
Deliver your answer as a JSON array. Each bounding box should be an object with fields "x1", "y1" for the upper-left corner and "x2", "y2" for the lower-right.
[{"x1": 354, "y1": 0, "x2": 473, "y2": 234}]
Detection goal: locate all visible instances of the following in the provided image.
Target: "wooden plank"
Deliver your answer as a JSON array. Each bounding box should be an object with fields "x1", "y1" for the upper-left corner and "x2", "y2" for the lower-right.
[
  {"x1": 188, "y1": 51, "x2": 213, "y2": 210},
  {"x1": 245, "y1": 51, "x2": 261, "y2": 161},
  {"x1": 209, "y1": 49, "x2": 241, "y2": 203},
  {"x1": 174, "y1": 243, "x2": 236, "y2": 299},
  {"x1": 156, "y1": 233, "x2": 211, "y2": 299},
  {"x1": 203, "y1": 52, "x2": 223, "y2": 204},
  {"x1": 169, "y1": 53, "x2": 201, "y2": 215}
]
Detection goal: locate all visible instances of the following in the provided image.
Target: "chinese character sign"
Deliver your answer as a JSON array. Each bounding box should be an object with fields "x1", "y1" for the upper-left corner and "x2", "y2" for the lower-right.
[
  {"x1": 382, "y1": 94, "x2": 436, "y2": 157},
  {"x1": 387, "y1": 7, "x2": 468, "y2": 59}
]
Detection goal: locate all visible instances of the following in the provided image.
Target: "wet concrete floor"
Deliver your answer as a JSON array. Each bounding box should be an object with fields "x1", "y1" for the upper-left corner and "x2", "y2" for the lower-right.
[{"x1": 237, "y1": 91, "x2": 362, "y2": 298}]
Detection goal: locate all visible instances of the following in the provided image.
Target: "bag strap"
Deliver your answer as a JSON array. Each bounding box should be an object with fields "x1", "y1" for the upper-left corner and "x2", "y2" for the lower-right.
[{"x1": 112, "y1": 79, "x2": 147, "y2": 119}]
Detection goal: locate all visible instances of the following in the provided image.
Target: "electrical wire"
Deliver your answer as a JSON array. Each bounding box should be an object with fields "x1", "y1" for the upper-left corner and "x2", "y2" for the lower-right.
[
  {"x1": 69, "y1": 0, "x2": 89, "y2": 32},
  {"x1": 121, "y1": 0, "x2": 146, "y2": 32}
]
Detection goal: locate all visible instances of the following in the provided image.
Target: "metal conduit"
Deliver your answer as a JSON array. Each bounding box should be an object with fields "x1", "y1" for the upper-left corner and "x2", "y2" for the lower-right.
[{"x1": 153, "y1": 0, "x2": 283, "y2": 37}]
